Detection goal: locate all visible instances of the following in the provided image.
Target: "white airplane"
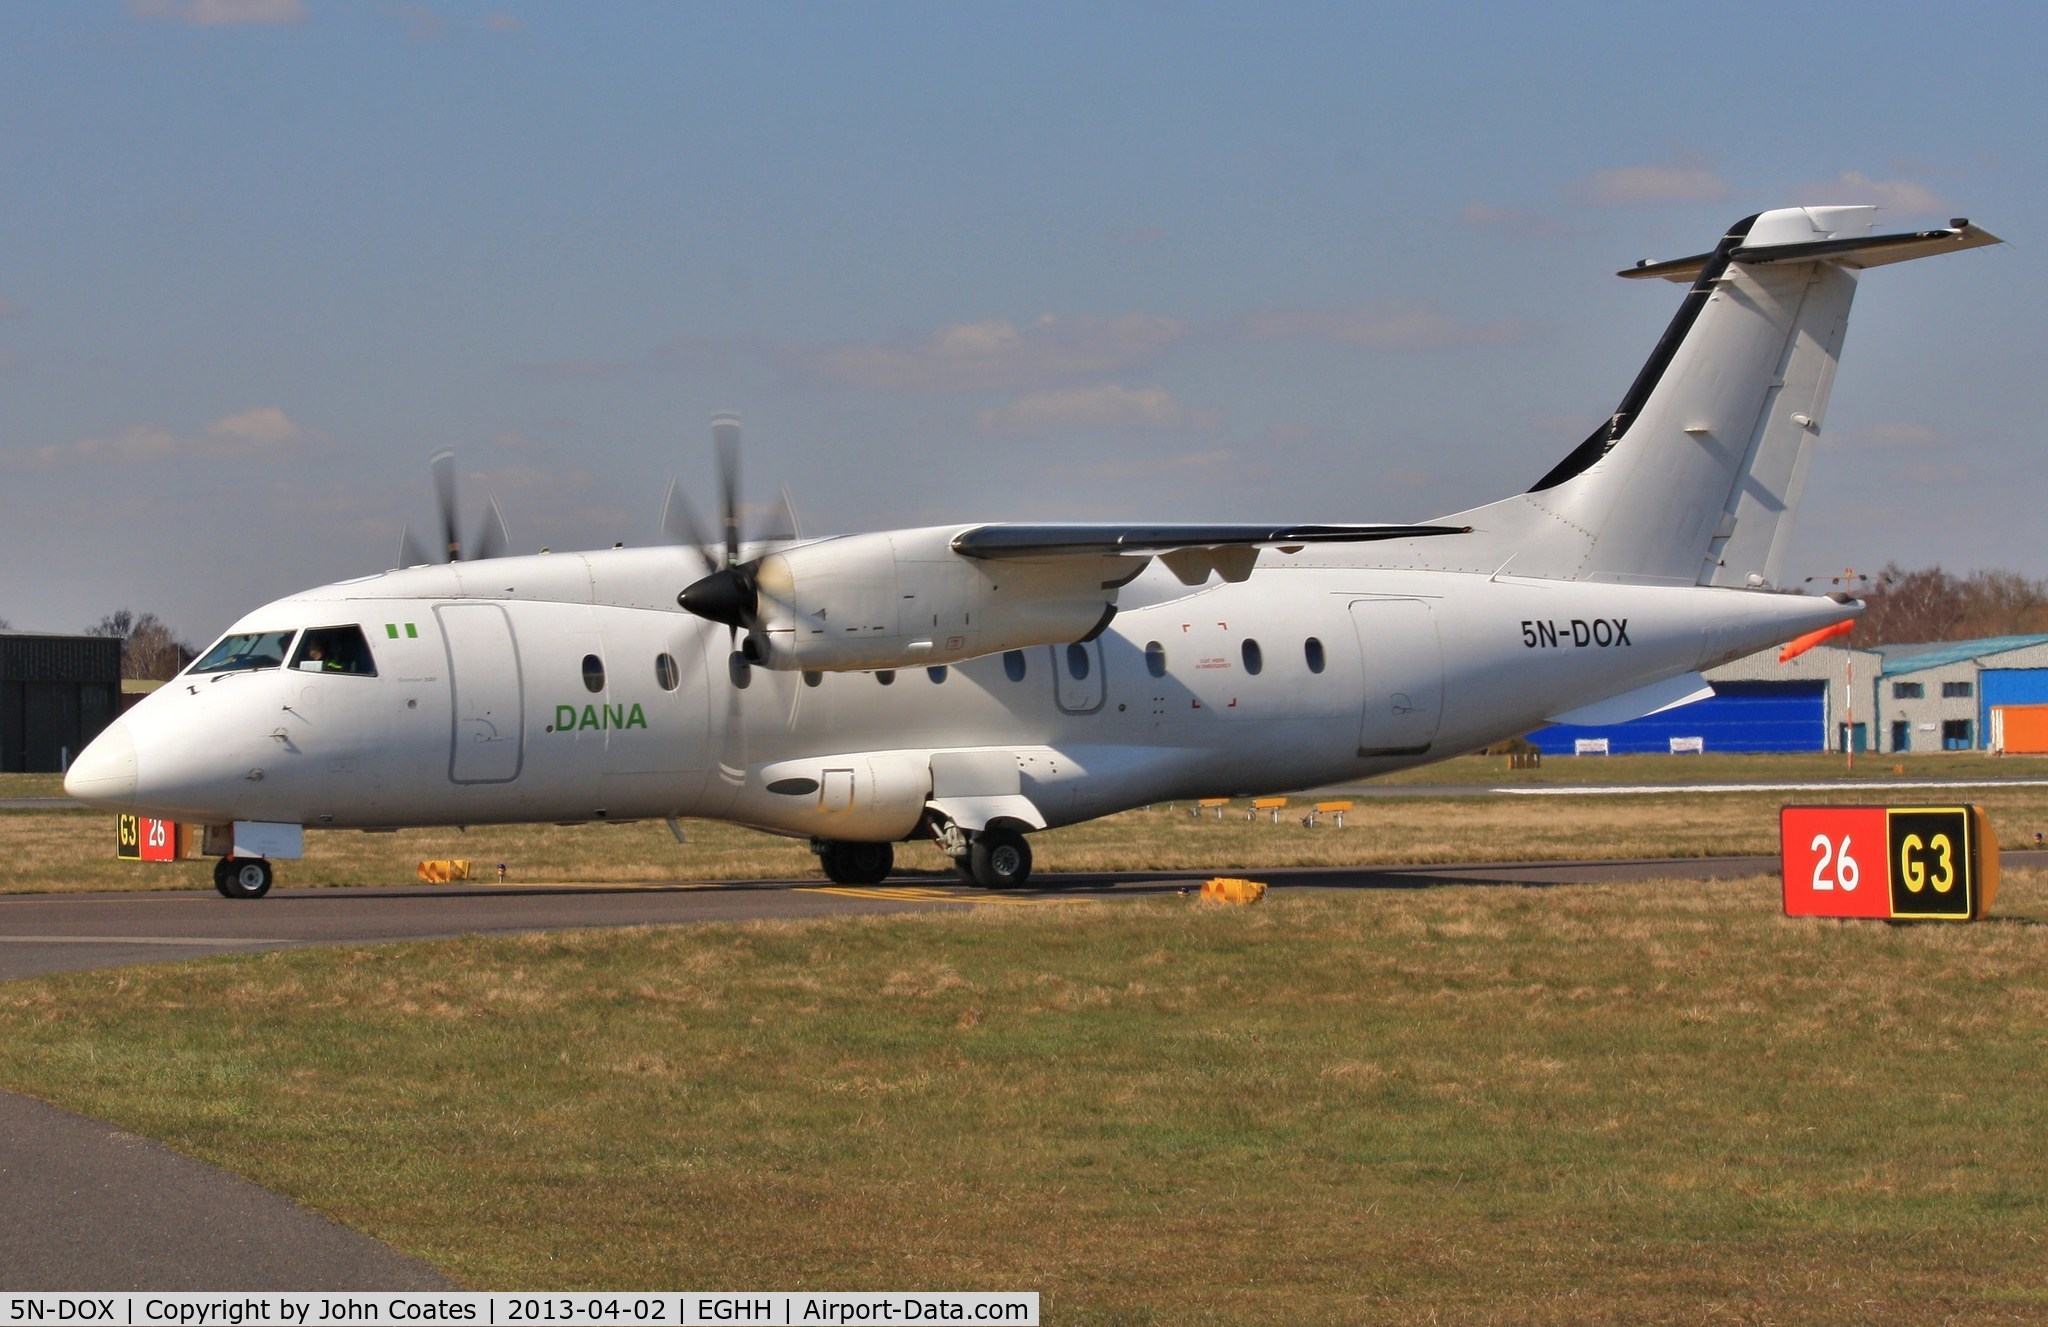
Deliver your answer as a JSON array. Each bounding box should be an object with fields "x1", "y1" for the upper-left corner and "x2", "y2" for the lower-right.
[{"x1": 65, "y1": 206, "x2": 1999, "y2": 898}]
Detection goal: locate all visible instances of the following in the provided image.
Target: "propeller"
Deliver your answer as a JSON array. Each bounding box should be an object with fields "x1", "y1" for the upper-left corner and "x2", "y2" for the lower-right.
[
  {"x1": 667, "y1": 414, "x2": 804, "y2": 659},
  {"x1": 396, "y1": 449, "x2": 512, "y2": 567},
  {"x1": 661, "y1": 414, "x2": 807, "y2": 784}
]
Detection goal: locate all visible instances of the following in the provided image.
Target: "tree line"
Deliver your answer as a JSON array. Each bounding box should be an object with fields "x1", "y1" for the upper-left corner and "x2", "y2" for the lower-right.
[
  {"x1": 1850, "y1": 565, "x2": 2048, "y2": 646},
  {"x1": 83, "y1": 610, "x2": 197, "y2": 680}
]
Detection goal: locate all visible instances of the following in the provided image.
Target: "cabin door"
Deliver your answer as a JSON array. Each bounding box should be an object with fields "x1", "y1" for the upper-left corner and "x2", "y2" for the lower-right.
[
  {"x1": 437, "y1": 603, "x2": 525, "y2": 784},
  {"x1": 1348, "y1": 599, "x2": 1442, "y2": 757}
]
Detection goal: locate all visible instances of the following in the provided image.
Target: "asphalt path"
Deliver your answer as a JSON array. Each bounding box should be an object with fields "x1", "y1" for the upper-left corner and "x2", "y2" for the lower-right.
[
  {"x1": 7, "y1": 850, "x2": 2046, "y2": 1291},
  {"x1": 0, "y1": 855, "x2": 1832, "y2": 982}
]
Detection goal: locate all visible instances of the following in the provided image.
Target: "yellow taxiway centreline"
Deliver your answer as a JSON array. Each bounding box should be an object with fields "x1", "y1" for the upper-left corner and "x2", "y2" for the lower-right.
[{"x1": 798, "y1": 885, "x2": 1090, "y2": 906}]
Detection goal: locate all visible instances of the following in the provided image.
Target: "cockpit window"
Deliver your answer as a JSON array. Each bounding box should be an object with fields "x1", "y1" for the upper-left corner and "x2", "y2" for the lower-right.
[
  {"x1": 290, "y1": 625, "x2": 379, "y2": 676},
  {"x1": 190, "y1": 630, "x2": 297, "y2": 675}
]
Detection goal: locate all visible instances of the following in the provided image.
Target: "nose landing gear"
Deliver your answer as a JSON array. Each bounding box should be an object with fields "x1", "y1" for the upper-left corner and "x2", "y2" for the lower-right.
[{"x1": 214, "y1": 856, "x2": 274, "y2": 899}]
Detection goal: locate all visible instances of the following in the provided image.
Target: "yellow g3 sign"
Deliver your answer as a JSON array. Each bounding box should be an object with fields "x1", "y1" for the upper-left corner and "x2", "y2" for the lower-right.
[
  {"x1": 1897, "y1": 832, "x2": 1956, "y2": 894},
  {"x1": 1887, "y1": 809, "x2": 1974, "y2": 918},
  {"x1": 116, "y1": 813, "x2": 142, "y2": 860}
]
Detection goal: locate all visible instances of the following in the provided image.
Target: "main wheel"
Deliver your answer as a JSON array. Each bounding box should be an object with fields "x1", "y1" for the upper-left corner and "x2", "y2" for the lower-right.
[
  {"x1": 214, "y1": 856, "x2": 273, "y2": 900},
  {"x1": 969, "y1": 828, "x2": 1033, "y2": 890},
  {"x1": 819, "y1": 841, "x2": 894, "y2": 886}
]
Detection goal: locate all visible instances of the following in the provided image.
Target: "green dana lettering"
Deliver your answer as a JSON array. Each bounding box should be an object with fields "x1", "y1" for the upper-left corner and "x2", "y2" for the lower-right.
[
  {"x1": 555, "y1": 705, "x2": 576, "y2": 730},
  {"x1": 579, "y1": 705, "x2": 601, "y2": 731},
  {"x1": 606, "y1": 703, "x2": 626, "y2": 729},
  {"x1": 626, "y1": 703, "x2": 647, "y2": 729}
]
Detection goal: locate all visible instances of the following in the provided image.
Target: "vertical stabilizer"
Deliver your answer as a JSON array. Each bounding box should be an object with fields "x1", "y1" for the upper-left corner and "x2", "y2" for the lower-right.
[{"x1": 1396, "y1": 208, "x2": 1998, "y2": 585}]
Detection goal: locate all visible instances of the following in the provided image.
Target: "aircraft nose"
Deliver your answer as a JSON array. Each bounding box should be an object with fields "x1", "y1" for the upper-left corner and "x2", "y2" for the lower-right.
[{"x1": 64, "y1": 719, "x2": 138, "y2": 807}]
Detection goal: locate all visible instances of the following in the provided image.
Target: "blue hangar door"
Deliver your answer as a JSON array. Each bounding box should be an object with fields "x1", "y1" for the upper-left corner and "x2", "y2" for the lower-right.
[{"x1": 1529, "y1": 681, "x2": 1828, "y2": 755}]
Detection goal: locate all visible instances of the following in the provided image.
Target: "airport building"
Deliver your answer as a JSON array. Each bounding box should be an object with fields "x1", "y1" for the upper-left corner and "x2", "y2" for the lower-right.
[
  {"x1": 1530, "y1": 632, "x2": 2048, "y2": 756},
  {"x1": 0, "y1": 632, "x2": 123, "y2": 773}
]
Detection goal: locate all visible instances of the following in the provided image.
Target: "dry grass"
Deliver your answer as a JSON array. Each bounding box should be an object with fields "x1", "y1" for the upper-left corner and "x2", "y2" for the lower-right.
[
  {"x1": 11, "y1": 782, "x2": 2048, "y2": 895},
  {"x1": 3, "y1": 874, "x2": 2047, "y2": 1323}
]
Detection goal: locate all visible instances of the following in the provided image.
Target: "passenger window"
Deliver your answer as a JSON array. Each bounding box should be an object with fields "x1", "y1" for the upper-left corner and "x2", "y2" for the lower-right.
[
  {"x1": 1242, "y1": 639, "x2": 1263, "y2": 675},
  {"x1": 655, "y1": 653, "x2": 680, "y2": 691},
  {"x1": 191, "y1": 630, "x2": 297, "y2": 675},
  {"x1": 1004, "y1": 650, "x2": 1027, "y2": 682},
  {"x1": 1145, "y1": 641, "x2": 1166, "y2": 678},
  {"x1": 1066, "y1": 643, "x2": 1091, "y2": 681},
  {"x1": 1304, "y1": 637, "x2": 1325, "y2": 674},
  {"x1": 927, "y1": 666, "x2": 948, "y2": 683},
  {"x1": 290, "y1": 625, "x2": 378, "y2": 676},
  {"x1": 582, "y1": 654, "x2": 606, "y2": 693}
]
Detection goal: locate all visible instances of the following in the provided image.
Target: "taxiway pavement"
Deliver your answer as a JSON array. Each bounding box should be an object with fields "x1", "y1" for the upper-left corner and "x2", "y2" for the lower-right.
[{"x1": 0, "y1": 854, "x2": 1857, "y2": 982}]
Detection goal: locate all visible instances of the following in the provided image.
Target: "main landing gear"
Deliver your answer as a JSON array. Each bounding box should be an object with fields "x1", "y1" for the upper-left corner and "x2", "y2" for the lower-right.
[
  {"x1": 214, "y1": 856, "x2": 274, "y2": 900},
  {"x1": 930, "y1": 819, "x2": 1035, "y2": 890},
  {"x1": 814, "y1": 824, "x2": 1038, "y2": 890},
  {"x1": 964, "y1": 826, "x2": 1033, "y2": 890},
  {"x1": 816, "y1": 840, "x2": 894, "y2": 885}
]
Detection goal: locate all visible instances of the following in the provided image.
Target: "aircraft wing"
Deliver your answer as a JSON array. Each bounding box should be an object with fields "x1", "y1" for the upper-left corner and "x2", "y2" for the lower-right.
[
  {"x1": 950, "y1": 522, "x2": 1471, "y2": 559},
  {"x1": 950, "y1": 522, "x2": 1470, "y2": 585}
]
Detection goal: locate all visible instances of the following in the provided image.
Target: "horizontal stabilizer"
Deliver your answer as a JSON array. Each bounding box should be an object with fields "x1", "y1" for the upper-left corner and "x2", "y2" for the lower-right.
[
  {"x1": 1622, "y1": 220, "x2": 2000, "y2": 283},
  {"x1": 1546, "y1": 672, "x2": 1714, "y2": 727},
  {"x1": 951, "y1": 522, "x2": 1470, "y2": 560}
]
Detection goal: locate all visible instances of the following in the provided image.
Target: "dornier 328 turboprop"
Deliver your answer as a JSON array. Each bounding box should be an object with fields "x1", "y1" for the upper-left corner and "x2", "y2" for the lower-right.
[{"x1": 65, "y1": 206, "x2": 2001, "y2": 897}]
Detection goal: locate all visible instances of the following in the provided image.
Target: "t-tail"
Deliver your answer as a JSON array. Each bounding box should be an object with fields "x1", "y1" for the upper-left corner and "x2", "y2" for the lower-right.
[{"x1": 1396, "y1": 206, "x2": 1999, "y2": 586}]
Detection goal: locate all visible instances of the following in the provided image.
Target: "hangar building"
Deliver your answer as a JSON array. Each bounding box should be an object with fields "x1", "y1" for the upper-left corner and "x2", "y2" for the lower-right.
[
  {"x1": 1, "y1": 632, "x2": 123, "y2": 773},
  {"x1": 1529, "y1": 633, "x2": 2048, "y2": 756}
]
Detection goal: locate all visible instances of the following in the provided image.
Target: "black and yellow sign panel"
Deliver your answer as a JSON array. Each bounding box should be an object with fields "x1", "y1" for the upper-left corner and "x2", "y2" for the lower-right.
[{"x1": 1888, "y1": 807, "x2": 1975, "y2": 920}]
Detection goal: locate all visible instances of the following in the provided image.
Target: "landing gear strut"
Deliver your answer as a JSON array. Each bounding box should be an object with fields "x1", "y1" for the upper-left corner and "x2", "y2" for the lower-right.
[
  {"x1": 214, "y1": 856, "x2": 273, "y2": 900},
  {"x1": 816, "y1": 840, "x2": 894, "y2": 885}
]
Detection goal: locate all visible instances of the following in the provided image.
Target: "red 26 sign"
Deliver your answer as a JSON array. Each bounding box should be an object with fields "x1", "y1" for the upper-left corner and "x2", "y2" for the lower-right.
[{"x1": 1781, "y1": 807, "x2": 1890, "y2": 918}]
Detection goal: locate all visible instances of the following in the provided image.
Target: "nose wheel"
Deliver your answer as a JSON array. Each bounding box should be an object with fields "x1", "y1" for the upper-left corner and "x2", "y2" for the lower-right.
[{"x1": 214, "y1": 856, "x2": 274, "y2": 899}]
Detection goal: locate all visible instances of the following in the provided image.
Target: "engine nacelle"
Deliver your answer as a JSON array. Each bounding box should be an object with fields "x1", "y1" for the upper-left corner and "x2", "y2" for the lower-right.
[{"x1": 744, "y1": 526, "x2": 1137, "y2": 672}]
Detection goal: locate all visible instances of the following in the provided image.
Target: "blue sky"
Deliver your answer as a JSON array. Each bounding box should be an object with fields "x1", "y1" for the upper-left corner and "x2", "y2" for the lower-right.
[{"x1": 2, "y1": 1, "x2": 2040, "y2": 639}]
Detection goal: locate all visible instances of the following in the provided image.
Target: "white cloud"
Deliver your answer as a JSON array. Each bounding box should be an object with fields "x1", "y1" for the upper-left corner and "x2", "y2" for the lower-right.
[
  {"x1": 1567, "y1": 159, "x2": 1729, "y2": 206},
  {"x1": 1234, "y1": 303, "x2": 1528, "y2": 351},
  {"x1": 975, "y1": 384, "x2": 1217, "y2": 435},
  {"x1": 808, "y1": 314, "x2": 1189, "y2": 394},
  {"x1": 4, "y1": 407, "x2": 322, "y2": 470},
  {"x1": 1795, "y1": 171, "x2": 1946, "y2": 214},
  {"x1": 128, "y1": 0, "x2": 308, "y2": 25}
]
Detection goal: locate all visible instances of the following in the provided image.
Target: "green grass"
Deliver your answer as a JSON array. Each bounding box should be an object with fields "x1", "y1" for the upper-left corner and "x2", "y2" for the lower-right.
[
  {"x1": 0, "y1": 772, "x2": 68, "y2": 797},
  {"x1": 4, "y1": 876, "x2": 2048, "y2": 1323}
]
